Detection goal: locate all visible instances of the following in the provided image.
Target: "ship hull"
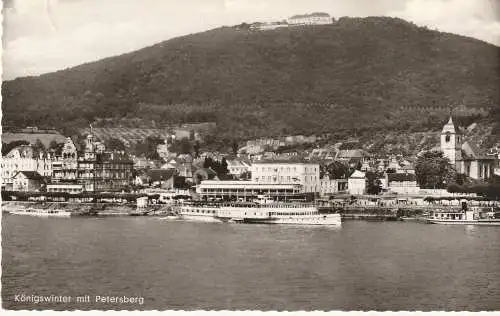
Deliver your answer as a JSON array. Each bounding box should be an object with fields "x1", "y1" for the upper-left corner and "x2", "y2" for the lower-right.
[
  {"x1": 428, "y1": 219, "x2": 500, "y2": 226},
  {"x1": 244, "y1": 214, "x2": 341, "y2": 225}
]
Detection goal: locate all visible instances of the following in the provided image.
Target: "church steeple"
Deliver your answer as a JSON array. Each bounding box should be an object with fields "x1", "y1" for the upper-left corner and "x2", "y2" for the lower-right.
[
  {"x1": 442, "y1": 116, "x2": 456, "y2": 133},
  {"x1": 441, "y1": 116, "x2": 462, "y2": 166}
]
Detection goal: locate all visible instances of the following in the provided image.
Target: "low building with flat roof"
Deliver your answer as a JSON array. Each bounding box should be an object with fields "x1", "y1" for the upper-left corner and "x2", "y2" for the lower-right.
[{"x1": 197, "y1": 180, "x2": 302, "y2": 201}]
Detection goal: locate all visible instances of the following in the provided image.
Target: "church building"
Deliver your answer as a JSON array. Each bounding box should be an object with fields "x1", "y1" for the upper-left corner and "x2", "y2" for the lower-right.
[{"x1": 440, "y1": 117, "x2": 495, "y2": 180}]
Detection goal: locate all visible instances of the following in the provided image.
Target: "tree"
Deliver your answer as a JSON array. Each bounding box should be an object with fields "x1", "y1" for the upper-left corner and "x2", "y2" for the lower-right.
[
  {"x1": 105, "y1": 138, "x2": 126, "y2": 152},
  {"x1": 232, "y1": 140, "x2": 239, "y2": 155},
  {"x1": 48, "y1": 140, "x2": 59, "y2": 150},
  {"x1": 326, "y1": 161, "x2": 350, "y2": 179},
  {"x1": 366, "y1": 171, "x2": 383, "y2": 195},
  {"x1": 179, "y1": 138, "x2": 192, "y2": 155},
  {"x1": 33, "y1": 139, "x2": 46, "y2": 155},
  {"x1": 193, "y1": 141, "x2": 200, "y2": 158},
  {"x1": 220, "y1": 158, "x2": 229, "y2": 175},
  {"x1": 415, "y1": 151, "x2": 456, "y2": 189},
  {"x1": 203, "y1": 157, "x2": 214, "y2": 169}
]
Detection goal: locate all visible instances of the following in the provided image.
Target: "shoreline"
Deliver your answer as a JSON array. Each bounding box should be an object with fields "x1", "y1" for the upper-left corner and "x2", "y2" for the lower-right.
[{"x1": 1, "y1": 201, "x2": 172, "y2": 216}]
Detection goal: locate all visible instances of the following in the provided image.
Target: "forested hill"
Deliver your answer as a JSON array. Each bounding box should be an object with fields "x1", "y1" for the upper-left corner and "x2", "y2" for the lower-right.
[{"x1": 2, "y1": 16, "x2": 500, "y2": 141}]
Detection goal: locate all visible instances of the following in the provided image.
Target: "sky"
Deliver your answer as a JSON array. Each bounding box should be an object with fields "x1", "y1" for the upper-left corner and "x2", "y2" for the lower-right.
[{"x1": 2, "y1": 0, "x2": 500, "y2": 80}]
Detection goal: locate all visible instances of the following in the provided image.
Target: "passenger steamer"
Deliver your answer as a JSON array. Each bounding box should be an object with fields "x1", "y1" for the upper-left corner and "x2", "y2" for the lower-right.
[
  {"x1": 428, "y1": 208, "x2": 500, "y2": 226},
  {"x1": 176, "y1": 197, "x2": 341, "y2": 226}
]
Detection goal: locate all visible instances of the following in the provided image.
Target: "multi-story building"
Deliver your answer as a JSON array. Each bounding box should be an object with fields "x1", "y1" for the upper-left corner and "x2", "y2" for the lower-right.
[
  {"x1": 348, "y1": 170, "x2": 366, "y2": 195},
  {"x1": 12, "y1": 171, "x2": 45, "y2": 192},
  {"x1": 387, "y1": 173, "x2": 420, "y2": 195},
  {"x1": 1, "y1": 145, "x2": 53, "y2": 190},
  {"x1": 251, "y1": 161, "x2": 320, "y2": 193},
  {"x1": 319, "y1": 176, "x2": 348, "y2": 197},
  {"x1": 52, "y1": 137, "x2": 79, "y2": 182},
  {"x1": 77, "y1": 135, "x2": 134, "y2": 192},
  {"x1": 50, "y1": 135, "x2": 134, "y2": 193}
]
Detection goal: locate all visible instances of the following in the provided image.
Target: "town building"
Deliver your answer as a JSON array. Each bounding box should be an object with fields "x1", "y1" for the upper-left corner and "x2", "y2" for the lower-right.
[
  {"x1": 1, "y1": 145, "x2": 53, "y2": 190},
  {"x1": 227, "y1": 159, "x2": 251, "y2": 177},
  {"x1": 288, "y1": 12, "x2": 332, "y2": 26},
  {"x1": 46, "y1": 183, "x2": 83, "y2": 194},
  {"x1": 336, "y1": 149, "x2": 370, "y2": 167},
  {"x1": 12, "y1": 171, "x2": 45, "y2": 192},
  {"x1": 319, "y1": 175, "x2": 348, "y2": 197},
  {"x1": 144, "y1": 169, "x2": 177, "y2": 190},
  {"x1": 52, "y1": 137, "x2": 79, "y2": 182},
  {"x1": 347, "y1": 170, "x2": 366, "y2": 195},
  {"x1": 250, "y1": 21, "x2": 289, "y2": 31},
  {"x1": 251, "y1": 161, "x2": 320, "y2": 193},
  {"x1": 50, "y1": 135, "x2": 134, "y2": 193},
  {"x1": 386, "y1": 173, "x2": 420, "y2": 195},
  {"x1": 197, "y1": 180, "x2": 302, "y2": 201},
  {"x1": 440, "y1": 117, "x2": 496, "y2": 180}
]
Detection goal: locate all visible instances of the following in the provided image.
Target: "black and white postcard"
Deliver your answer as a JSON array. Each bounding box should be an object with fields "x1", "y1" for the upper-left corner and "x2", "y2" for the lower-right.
[{"x1": 1, "y1": 0, "x2": 500, "y2": 313}]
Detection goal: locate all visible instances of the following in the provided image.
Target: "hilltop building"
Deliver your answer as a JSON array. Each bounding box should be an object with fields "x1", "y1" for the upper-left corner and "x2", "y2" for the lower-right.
[
  {"x1": 288, "y1": 12, "x2": 332, "y2": 26},
  {"x1": 440, "y1": 117, "x2": 495, "y2": 180}
]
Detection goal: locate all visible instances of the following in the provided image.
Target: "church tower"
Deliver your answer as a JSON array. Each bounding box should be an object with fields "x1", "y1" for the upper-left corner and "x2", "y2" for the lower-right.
[{"x1": 440, "y1": 117, "x2": 462, "y2": 167}]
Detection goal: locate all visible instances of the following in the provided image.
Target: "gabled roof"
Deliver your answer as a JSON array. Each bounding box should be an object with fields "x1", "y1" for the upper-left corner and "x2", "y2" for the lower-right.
[
  {"x1": 5, "y1": 145, "x2": 34, "y2": 159},
  {"x1": 442, "y1": 117, "x2": 456, "y2": 134},
  {"x1": 349, "y1": 170, "x2": 366, "y2": 179},
  {"x1": 462, "y1": 141, "x2": 495, "y2": 160},
  {"x1": 14, "y1": 171, "x2": 45, "y2": 181}
]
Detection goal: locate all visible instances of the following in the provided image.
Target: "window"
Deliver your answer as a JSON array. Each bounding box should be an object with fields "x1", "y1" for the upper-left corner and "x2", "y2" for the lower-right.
[{"x1": 445, "y1": 132, "x2": 451, "y2": 143}]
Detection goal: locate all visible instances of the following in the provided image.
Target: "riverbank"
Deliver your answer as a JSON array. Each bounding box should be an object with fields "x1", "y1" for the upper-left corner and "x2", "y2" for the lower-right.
[{"x1": 1, "y1": 201, "x2": 172, "y2": 216}]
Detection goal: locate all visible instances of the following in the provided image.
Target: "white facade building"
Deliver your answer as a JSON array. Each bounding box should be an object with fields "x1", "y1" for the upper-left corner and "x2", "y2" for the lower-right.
[
  {"x1": 347, "y1": 170, "x2": 366, "y2": 195},
  {"x1": 197, "y1": 180, "x2": 302, "y2": 200},
  {"x1": 288, "y1": 12, "x2": 332, "y2": 26},
  {"x1": 251, "y1": 161, "x2": 320, "y2": 193},
  {"x1": 1, "y1": 145, "x2": 53, "y2": 190},
  {"x1": 319, "y1": 176, "x2": 348, "y2": 197}
]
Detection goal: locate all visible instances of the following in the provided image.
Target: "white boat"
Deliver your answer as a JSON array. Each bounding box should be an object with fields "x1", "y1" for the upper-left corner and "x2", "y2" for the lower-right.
[
  {"x1": 178, "y1": 198, "x2": 342, "y2": 226},
  {"x1": 427, "y1": 208, "x2": 500, "y2": 226},
  {"x1": 9, "y1": 208, "x2": 72, "y2": 218},
  {"x1": 158, "y1": 214, "x2": 182, "y2": 221}
]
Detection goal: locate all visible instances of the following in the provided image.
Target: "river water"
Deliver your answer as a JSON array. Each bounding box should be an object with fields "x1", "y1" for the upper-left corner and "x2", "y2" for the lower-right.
[{"x1": 2, "y1": 214, "x2": 500, "y2": 311}]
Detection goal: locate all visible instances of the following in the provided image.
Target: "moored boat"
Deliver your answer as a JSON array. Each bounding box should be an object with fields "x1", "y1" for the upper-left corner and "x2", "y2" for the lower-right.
[
  {"x1": 427, "y1": 208, "x2": 500, "y2": 226},
  {"x1": 177, "y1": 197, "x2": 341, "y2": 226}
]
